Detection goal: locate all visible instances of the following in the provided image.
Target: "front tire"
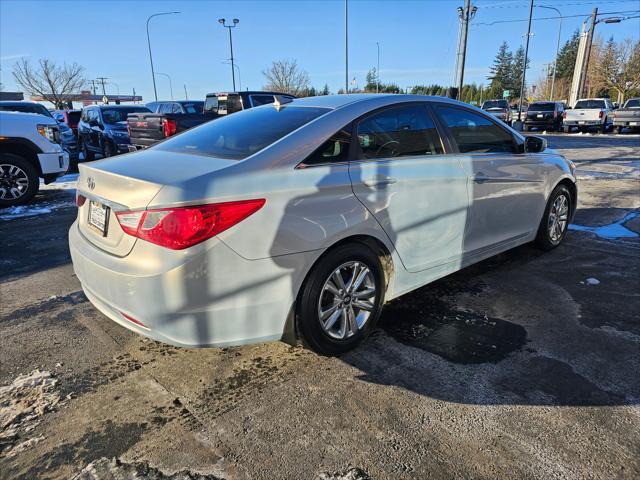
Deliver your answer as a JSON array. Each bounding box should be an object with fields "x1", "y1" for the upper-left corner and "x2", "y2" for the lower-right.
[
  {"x1": 296, "y1": 243, "x2": 385, "y2": 355},
  {"x1": 0, "y1": 153, "x2": 39, "y2": 208},
  {"x1": 535, "y1": 184, "x2": 572, "y2": 251}
]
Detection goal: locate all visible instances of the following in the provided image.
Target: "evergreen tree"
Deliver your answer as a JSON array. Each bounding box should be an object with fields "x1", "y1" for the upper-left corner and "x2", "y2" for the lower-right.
[
  {"x1": 487, "y1": 42, "x2": 513, "y2": 95},
  {"x1": 321, "y1": 83, "x2": 330, "y2": 95},
  {"x1": 511, "y1": 46, "x2": 530, "y2": 93}
]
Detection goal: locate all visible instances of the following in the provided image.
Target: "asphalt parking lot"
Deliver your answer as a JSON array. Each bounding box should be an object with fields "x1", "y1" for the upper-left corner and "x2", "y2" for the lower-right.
[{"x1": 1, "y1": 134, "x2": 639, "y2": 480}]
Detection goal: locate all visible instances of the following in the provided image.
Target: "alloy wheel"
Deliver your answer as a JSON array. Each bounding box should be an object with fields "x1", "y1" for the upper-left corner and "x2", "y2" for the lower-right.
[
  {"x1": 318, "y1": 261, "x2": 377, "y2": 340},
  {"x1": 0, "y1": 163, "x2": 29, "y2": 201},
  {"x1": 548, "y1": 194, "x2": 569, "y2": 242}
]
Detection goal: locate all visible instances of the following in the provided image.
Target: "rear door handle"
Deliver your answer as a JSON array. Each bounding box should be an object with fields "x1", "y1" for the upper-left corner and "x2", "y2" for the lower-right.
[{"x1": 364, "y1": 175, "x2": 398, "y2": 188}]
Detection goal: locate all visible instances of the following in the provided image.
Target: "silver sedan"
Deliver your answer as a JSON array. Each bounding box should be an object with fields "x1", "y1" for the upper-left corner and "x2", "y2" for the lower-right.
[{"x1": 69, "y1": 94, "x2": 577, "y2": 355}]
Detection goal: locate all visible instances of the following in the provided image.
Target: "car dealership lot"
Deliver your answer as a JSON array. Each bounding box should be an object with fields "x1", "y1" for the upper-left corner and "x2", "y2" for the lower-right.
[{"x1": 1, "y1": 134, "x2": 639, "y2": 479}]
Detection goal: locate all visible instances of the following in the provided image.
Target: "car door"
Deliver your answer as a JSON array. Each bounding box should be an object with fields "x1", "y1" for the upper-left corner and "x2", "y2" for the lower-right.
[
  {"x1": 349, "y1": 103, "x2": 469, "y2": 273},
  {"x1": 432, "y1": 104, "x2": 546, "y2": 256}
]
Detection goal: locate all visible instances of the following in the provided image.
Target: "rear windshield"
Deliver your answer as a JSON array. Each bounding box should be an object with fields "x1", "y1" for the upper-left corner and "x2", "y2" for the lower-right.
[
  {"x1": 482, "y1": 100, "x2": 508, "y2": 110},
  {"x1": 574, "y1": 100, "x2": 605, "y2": 109},
  {"x1": 102, "y1": 107, "x2": 150, "y2": 124},
  {"x1": 529, "y1": 103, "x2": 555, "y2": 111},
  {"x1": 156, "y1": 105, "x2": 330, "y2": 160},
  {"x1": 180, "y1": 101, "x2": 204, "y2": 114},
  {"x1": 624, "y1": 99, "x2": 640, "y2": 108},
  {"x1": 204, "y1": 96, "x2": 218, "y2": 113}
]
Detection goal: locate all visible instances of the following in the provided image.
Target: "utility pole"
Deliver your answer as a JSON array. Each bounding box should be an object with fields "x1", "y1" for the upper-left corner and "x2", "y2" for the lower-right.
[
  {"x1": 580, "y1": 7, "x2": 598, "y2": 97},
  {"x1": 517, "y1": 0, "x2": 534, "y2": 127},
  {"x1": 457, "y1": 1, "x2": 476, "y2": 100},
  {"x1": 345, "y1": 0, "x2": 349, "y2": 93},
  {"x1": 376, "y1": 41, "x2": 380, "y2": 93},
  {"x1": 453, "y1": 7, "x2": 464, "y2": 88},
  {"x1": 96, "y1": 77, "x2": 108, "y2": 97}
]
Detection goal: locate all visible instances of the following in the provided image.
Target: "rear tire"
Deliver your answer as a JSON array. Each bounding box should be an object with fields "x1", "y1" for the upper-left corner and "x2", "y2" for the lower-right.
[
  {"x1": 103, "y1": 141, "x2": 115, "y2": 158},
  {"x1": 0, "y1": 153, "x2": 39, "y2": 208},
  {"x1": 535, "y1": 184, "x2": 572, "y2": 251},
  {"x1": 613, "y1": 126, "x2": 621, "y2": 135},
  {"x1": 296, "y1": 243, "x2": 385, "y2": 356}
]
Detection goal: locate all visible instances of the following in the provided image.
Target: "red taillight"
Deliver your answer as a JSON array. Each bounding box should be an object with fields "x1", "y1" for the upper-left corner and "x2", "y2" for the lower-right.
[
  {"x1": 553, "y1": 111, "x2": 558, "y2": 119},
  {"x1": 599, "y1": 110, "x2": 604, "y2": 119},
  {"x1": 503, "y1": 110, "x2": 509, "y2": 120},
  {"x1": 76, "y1": 192, "x2": 86, "y2": 207},
  {"x1": 562, "y1": 111, "x2": 567, "y2": 119},
  {"x1": 127, "y1": 124, "x2": 131, "y2": 136},
  {"x1": 115, "y1": 199, "x2": 266, "y2": 250},
  {"x1": 163, "y1": 118, "x2": 177, "y2": 137}
]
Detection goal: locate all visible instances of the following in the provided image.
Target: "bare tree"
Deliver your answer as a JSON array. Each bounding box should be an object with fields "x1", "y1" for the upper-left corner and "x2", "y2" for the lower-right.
[
  {"x1": 592, "y1": 38, "x2": 640, "y2": 102},
  {"x1": 12, "y1": 58, "x2": 86, "y2": 108},
  {"x1": 262, "y1": 59, "x2": 310, "y2": 96}
]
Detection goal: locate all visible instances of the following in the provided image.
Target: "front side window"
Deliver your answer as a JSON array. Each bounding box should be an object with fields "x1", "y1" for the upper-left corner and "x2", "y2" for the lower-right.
[
  {"x1": 156, "y1": 105, "x2": 330, "y2": 160},
  {"x1": 101, "y1": 107, "x2": 150, "y2": 124},
  {"x1": 181, "y1": 102, "x2": 204, "y2": 114},
  {"x1": 435, "y1": 105, "x2": 515, "y2": 154},
  {"x1": 302, "y1": 125, "x2": 352, "y2": 166},
  {"x1": 356, "y1": 104, "x2": 444, "y2": 160}
]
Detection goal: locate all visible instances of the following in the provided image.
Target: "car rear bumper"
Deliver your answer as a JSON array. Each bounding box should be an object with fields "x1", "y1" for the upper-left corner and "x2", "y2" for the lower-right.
[
  {"x1": 612, "y1": 120, "x2": 640, "y2": 127},
  {"x1": 69, "y1": 220, "x2": 310, "y2": 348},
  {"x1": 563, "y1": 120, "x2": 602, "y2": 126}
]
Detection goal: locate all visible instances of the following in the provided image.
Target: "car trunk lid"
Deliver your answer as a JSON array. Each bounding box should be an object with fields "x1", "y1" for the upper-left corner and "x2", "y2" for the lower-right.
[{"x1": 76, "y1": 149, "x2": 237, "y2": 257}]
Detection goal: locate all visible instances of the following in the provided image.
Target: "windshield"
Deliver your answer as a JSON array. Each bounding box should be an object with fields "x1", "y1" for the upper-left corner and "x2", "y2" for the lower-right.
[
  {"x1": 482, "y1": 100, "x2": 508, "y2": 110},
  {"x1": 102, "y1": 107, "x2": 150, "y2": 124},
  {"x1": 204, "y1": 96, "x2": 219, "y2": 113},
  {"x1": 0, "y1": 103, "x2": 53, "y2": 118},
  {"x1": 574, "y1": 100, "x2": 606, "y2": 109},
  {"x1": 180, "y1": 102, "x2": 204, "y2": 114},
  {"x1": 156, "y1": 105, "x2": 330, "y2": 160},
  {"x1": 624, "y1": 99, "x2": 640, "y2": 108},
  {"x1": 529, "y1": 103, "x2": 555, "y2": 112}
]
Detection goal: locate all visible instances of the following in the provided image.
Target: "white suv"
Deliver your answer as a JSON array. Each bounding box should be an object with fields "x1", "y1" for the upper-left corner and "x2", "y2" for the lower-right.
[{"x1": 0, "y1": 110, "x2": 69, "y2": 207}]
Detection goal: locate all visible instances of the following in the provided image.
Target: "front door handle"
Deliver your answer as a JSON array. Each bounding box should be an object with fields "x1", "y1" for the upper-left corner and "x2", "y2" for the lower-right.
[{"x1": 364, "y1": 175, "x2": 397, "y2": 188}]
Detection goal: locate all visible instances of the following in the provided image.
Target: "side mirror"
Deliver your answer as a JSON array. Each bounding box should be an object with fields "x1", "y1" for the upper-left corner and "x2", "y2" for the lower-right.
[{"x1": 525, "y1": 135, "x2": 547, "y2": 153}]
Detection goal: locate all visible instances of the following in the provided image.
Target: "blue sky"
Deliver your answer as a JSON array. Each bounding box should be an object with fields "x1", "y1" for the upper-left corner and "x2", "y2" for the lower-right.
[{"x1": 1, "y1": 0, "x2": 639, "y2": 102}]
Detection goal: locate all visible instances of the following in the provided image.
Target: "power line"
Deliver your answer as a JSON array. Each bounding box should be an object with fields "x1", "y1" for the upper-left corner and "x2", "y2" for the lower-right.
[{"x1": 472, "y1": 10, "x2": 639, "y2": 26}]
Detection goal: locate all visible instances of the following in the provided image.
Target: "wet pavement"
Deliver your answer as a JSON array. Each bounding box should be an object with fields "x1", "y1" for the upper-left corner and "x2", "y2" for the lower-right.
[{"x1": 1, "y1": 135, "x2": 639, "y2": 479}]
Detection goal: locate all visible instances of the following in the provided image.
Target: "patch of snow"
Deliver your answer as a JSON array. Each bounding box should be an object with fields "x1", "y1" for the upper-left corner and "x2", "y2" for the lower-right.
[
  {"x1": 72, "y1": 457, "x2": 225, "y2": 480},
  {"x1": 0, "y1": 198, "x2": 75, "y2": 221},
  {"x1": 0, "y1": 370, "x2": 61, "y2": 456},
  {"x1": 319, "y1": 468, "x2": 371, "y2": 480},
  {"x1": 569, "y1": 211, "x2": 639, "y2": 239},
  {"x1": 585, "y1": 278, "x2": 600, "y2": 285},
  {"x1": 41, "y1": 173, "x2": 78, "y2": 191}
]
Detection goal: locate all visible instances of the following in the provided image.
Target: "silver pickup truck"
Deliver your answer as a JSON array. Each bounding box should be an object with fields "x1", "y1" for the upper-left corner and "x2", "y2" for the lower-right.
[
  {"x1": 612, "y1": 98, "x2": 640, "y2": 133},
  {"x1": 563, "y1": 98, "x2": 613, "y2": 133}
]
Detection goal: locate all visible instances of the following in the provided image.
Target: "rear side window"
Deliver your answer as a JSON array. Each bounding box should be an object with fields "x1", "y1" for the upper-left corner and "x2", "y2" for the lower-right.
[
  {"x1": 435, "y1": 105, "x2": 515, "y2": 154},
  {"x1": 156, "y1": 105, "x2": 330, "y2": 160},
  {"x1": 204, "y1": 96, "x2": 218, "y2": 113},
  {"x1": 181, "y1": 102, "x2": 203, "y2": 114},
  {"x1": 302, "y1": 125, "x2": 352, "y2": 166},
  {"x1": 625, "y1": 99, "x2": 640, "y2": 108},
  {"x1": 250, "y1": 95, "x2": 275, "y2": 107},
  {"x1": 356, "y1": 104, "x2": 444, "y2": 160}
]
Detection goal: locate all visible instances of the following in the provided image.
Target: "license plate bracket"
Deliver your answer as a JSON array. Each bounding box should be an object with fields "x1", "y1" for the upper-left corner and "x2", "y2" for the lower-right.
[{"x1": 88, "y1": 201, "x2": 109, "y2": 236}]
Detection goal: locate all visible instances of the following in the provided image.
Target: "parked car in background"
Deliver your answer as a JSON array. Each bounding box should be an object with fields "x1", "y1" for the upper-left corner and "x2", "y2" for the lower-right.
[
  {"x1": 52, "y1": 109, "x2": 81, "y2": 138},
  {"x1": 78, "y1": 105, "x2": 151, "y2": 160},
  {"x1": 203, "y1": 91, "x2": 296, "y2": 115},
  {"x1": 563, "y1": 98, "x2": 613, "y2": 133},
  {"x1": 0, "y1": 111, "x2": 69, "y2": 207},
  {"x1": 0, "y1": 101, "x2": 78, "y2": 165},
  {"x1": 70, "y1": 94, "x2": 576, "y2": 355},
  {"x1": 481, "y1": 99, "x2": 511, "y2": 125},
  {"x1": 127, "y1": 100, "x2": 216, "y2": 151},
  {"x1": 523, "y1": 102, "x2": 564, "y2": 132},
  {"x1": 611, "y1": 98, "x2": 640, "y2": 133}
]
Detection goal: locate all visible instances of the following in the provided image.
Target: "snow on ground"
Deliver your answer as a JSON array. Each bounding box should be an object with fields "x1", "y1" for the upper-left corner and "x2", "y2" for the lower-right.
[
  {"x1": 0, "y1": 174, "x2": 77, "y2": 221},
  {"x1": 0, "y1": 370, "x2": 62, "y2": 457},
  {"x1": 72, "y1": 458, "x2": 225, "y2": 480}
]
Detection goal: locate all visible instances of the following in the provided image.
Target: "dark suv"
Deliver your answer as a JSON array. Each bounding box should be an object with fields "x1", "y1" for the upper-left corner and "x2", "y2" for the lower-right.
[
  {"x1": 78, "y1": 105, "x2": 150, "y2": 160},
  {"x1": 524, "y1": 102, "x2": 564, "y2": 132}
]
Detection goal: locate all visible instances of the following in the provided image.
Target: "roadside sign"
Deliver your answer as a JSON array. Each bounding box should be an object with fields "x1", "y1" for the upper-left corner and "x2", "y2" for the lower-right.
[
  {"x1": 502, "y1": 90, "x2": 510, "y2": 98},
  {"x1": 102, "y1": 95, "x2": 109, "y2": 104},
  {"x1": 527, "y1": 96, "x2": 533, "y2": 103}
]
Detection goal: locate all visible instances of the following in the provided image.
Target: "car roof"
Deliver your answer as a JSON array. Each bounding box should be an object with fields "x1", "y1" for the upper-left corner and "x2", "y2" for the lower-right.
[
  {"x1": 288, "y1": 94, "x2": 462, "y2": 110},
  {"x1": 0, "y1": 101, "x2": 43, "y2": 106}
]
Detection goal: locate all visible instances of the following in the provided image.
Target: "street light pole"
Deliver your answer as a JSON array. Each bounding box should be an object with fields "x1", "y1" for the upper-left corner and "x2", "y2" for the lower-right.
[
  {"x1": 345, "y1": 0, "x2": 349, "y2": 93},
  {"x1": 147, "y1": 12, "x2": 180, "y2": 102},
  {"x1": 218, "y1": 18, "x2": 239, "y2": 91},
  {"x1": 184, "y1": 84, "x2": 189, "y2": 99},
  {"x1": 155, "y1": 72, "x2": 173, "y2": 100},
  {"x1": 536, "y1": 5, "x2": 562, "y2": 101},
  {"x1": 222, "y1": 62, "x2": 242, "y2": 91},
  {"x1": 376, "y1": 42, "x2": 380, "y2": 93},
  {"x1": 517, "y1": 0, "x2": 534, "y2": 125}
]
